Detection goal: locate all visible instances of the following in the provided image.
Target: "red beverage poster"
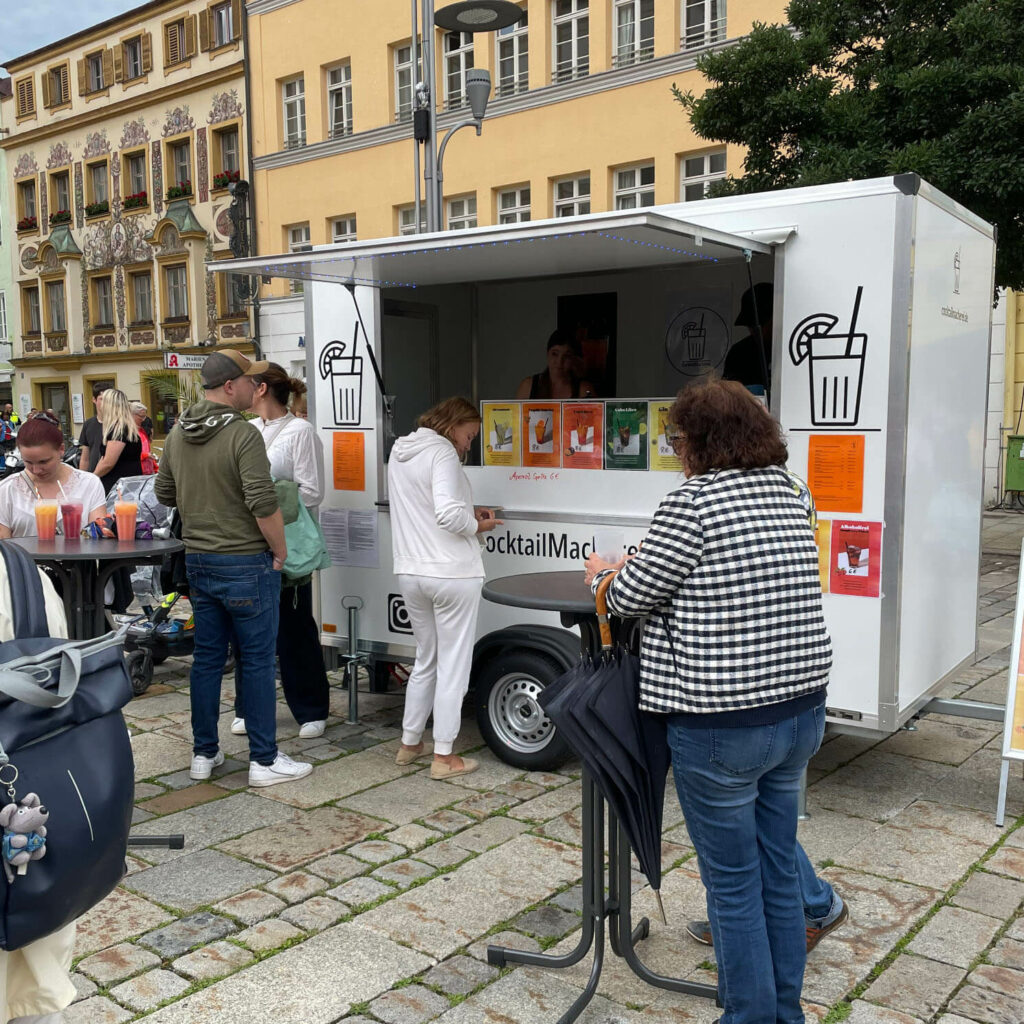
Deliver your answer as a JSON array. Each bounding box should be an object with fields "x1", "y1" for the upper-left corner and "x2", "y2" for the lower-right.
[
  {"x1": 562, "y1": 402, "x2": 603, "y2": 469},
  {"x1": 829, "y1": 520, "x2": 882, "y2": 597},
  {"x1": 522, "y1": 403, "x2": 561, "y2": 468}
]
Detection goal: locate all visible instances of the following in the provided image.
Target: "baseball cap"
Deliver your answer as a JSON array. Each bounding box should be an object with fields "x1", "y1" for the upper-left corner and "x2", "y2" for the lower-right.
[{"x1": 200, "y1": 350, "x2": 270, "y2": 388}]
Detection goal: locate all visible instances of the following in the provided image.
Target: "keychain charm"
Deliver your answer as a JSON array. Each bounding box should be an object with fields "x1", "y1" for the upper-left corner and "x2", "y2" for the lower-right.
[{"x1": 0, "y1": 762, "x2": 49, "y2": 884}]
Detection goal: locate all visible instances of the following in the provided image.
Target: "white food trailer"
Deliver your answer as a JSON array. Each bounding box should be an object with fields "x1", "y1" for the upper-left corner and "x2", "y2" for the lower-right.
[{"x1": 215, "y1": 175, "x2": 996, "y2": 768}]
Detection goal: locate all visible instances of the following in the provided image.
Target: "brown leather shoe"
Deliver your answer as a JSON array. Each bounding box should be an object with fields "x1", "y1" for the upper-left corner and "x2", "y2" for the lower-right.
[{"x1": 686, "y1": 899, "x2": 848, "y2": 953}]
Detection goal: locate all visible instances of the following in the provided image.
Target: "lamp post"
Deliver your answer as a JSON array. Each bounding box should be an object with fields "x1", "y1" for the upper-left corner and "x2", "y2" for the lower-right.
[{"x1": 412, "y1": 1, "x2": 523, "y2": 233}]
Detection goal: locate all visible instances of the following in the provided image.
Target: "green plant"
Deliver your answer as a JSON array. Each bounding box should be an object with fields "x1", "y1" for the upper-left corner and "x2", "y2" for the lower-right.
[
  {"x1": 213, "y1": 169, "x2": 241, "y2": 190},
  {"x1": 166, "y1": 180, "x2": 193, "y2": 200},
  {"x1": 140, "y1": 367, "x2": 204, "y2": 419},
  {"x1": 124, "y1": 191, "x2": 148, "y2": 209},
  {"x1": 85, "y1": 199, "x2": 109, "y2": 217},
  {"x1": 49, "y1": 209, "x2": 72, "y2": 226}
]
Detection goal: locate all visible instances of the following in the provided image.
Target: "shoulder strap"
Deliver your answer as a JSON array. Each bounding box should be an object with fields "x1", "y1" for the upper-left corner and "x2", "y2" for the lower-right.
[{"x1": 0, "y1": 541, "x2": 50, "y2": 640}]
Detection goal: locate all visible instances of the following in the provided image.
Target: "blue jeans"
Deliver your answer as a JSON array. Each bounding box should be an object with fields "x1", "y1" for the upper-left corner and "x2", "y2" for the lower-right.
[
  {"x1": 798, "y1": 843, "x2": 836, "y2": 925},
  {"x1": 668, "y1": 703, "x2": 826, "y2": 1024},
  {"x1": 186, "y1": 552, "x2": 281, "y2": 766}
]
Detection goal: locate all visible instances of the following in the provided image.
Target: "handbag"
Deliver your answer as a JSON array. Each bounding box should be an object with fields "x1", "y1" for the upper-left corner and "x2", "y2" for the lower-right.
[
  {"x1": 0, "y1": 541, "x2": 135, "y2": 951},
  {"x1": 274, "y1": 479, "x2": 330, "y2": 587}
]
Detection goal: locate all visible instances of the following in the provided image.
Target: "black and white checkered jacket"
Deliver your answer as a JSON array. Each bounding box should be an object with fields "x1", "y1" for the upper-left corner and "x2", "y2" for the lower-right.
[{"x1": 600, "y1": 466, "x2": 832, "y2": 715}]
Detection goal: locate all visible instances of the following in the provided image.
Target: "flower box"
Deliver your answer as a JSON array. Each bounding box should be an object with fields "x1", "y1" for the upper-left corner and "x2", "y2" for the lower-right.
[
  {"x1": 85, "y1": 199, "x2": 109, "y2": 217},
  {"x1": 17, "y1": 215, "x2": 38, "y2": 231},
  {"x1": 166, "y1": 181, "x2": 193, "y2": 201},
  {"x1": 124, "y1": 191, "x2": 148, "y2": 210},
  {"x1": 49, "y1": 210, "x2": 72, "y2": 226},
  {"x1": 213, "y1": 169, "x2": 241, "y2": 190}
]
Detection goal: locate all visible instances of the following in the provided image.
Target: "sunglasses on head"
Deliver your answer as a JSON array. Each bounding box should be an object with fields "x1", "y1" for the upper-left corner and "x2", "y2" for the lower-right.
[{"x1": 32, "y1": 412, "x2": 60, "y2": 426}]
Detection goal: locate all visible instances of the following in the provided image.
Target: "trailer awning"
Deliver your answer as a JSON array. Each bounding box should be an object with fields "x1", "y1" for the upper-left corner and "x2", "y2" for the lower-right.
[{"x1": 209, "y1": 210, "x2": 773, "y2": 289}]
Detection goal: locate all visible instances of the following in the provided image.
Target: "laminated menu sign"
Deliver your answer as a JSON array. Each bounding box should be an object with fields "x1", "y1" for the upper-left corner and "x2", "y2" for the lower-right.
[
  {"x1": 649, "y1": 400, "x2": 679, "y2": 472},
  {"x1": 483, "y1": 403, "x2": 520, "y2": 467},
  {"x1": 522, "y1": 403, "x2": 561, "y2": 468},
  {"x1": 562, "y1": 402, "x2": 603, "y2": 470},
  {"x1": 605, "y1": 402, "x2": 648, "y2": 470},
  {"x1": 807, "y1": 435, "x2": 865, "y2": 513},
  {"x1": 828, "y1": 520, "x2": 882, "y2": 597}
]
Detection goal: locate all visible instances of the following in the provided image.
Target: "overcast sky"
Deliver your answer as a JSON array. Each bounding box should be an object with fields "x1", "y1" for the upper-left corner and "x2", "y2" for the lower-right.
[{"x1": 1, "y1": 1, "x2": 142, "y2": 70}]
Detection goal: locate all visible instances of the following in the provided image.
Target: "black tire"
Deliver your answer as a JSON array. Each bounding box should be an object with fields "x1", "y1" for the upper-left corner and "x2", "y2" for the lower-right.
[
  {"x1": 151, "y1": 653, "x2": 168, "y2": 666},
  {"x1": 474, "y1": 649, "x2": 572, "y2": 770},
  {"x1": 126, "y1": 650, "x2": 154, "y2": 696}
]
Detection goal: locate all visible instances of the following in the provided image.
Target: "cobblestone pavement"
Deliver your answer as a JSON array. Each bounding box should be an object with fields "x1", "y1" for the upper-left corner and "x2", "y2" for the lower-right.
[{"x1": 64, "y1": 511, "x2": 1024, "y2": 1023}]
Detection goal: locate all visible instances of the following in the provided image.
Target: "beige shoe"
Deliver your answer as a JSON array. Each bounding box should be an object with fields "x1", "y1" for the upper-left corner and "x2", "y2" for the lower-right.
[
  {"x1": 430, "y1": 756, "x2": 479, "y2": 780},
  {"x1": 396, "y1": 741, "x2": 434, "y2": 765}
]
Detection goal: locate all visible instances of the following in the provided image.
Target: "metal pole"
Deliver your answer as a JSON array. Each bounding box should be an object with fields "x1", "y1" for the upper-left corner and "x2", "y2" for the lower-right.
[
  {"x1": 342, "y1": 596, "x2": 364, "y2": 724},
  {"x1": 411, "y1": 0, "x2": 422, "y2": 233},
  {"x1": 435, "y1": 118, "x2": 481, "y2": 231},
  {"x1": 420, "y1": 0, "x2": 438, "y2": 232}
]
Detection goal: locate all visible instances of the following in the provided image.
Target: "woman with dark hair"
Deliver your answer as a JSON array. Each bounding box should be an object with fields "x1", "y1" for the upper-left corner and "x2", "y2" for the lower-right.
[
  {"x1": 0, "y1": 413, "x2": 106, "y2": 538},
  {"x1": 515, "y1": 329, "x2": 597, "y2": 399},
  {"x1": 388, "y1": 397, "x2": 503, "y2": 780},
  {"x1": 584, "y1": 378, "x2": 833, "y2": 1024}
]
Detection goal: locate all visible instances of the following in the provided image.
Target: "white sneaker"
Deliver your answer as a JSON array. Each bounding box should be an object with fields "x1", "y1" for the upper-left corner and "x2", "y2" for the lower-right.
[
  {"x1": 248, "y1": 753, "x2": 313, "y2": 787},
  {"x1": 298, "y1": 720, "x2": 326, "y2": 739},
  {"x1": 190, "y1": 751, "x2": 225, "y2": 780},
  {"x1": 230, "y1": 718, "x2": 247, "y2": 735}
]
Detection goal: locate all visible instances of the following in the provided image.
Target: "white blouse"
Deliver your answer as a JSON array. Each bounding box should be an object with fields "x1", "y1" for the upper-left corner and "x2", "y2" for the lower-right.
[
  {"x1": 252, "y1": 413, "x2": 325, "y2": 510},
  {"x1": 0, "y1": 468, "x2": 106, "y2": 538}
]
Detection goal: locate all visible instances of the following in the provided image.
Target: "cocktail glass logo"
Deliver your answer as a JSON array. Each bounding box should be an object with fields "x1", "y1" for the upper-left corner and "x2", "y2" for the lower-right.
[
  {"x1": 789, "y1": 286, "x2": 867, "y2": 427},
  {"x1": 953, "y1": 247, "x2": 961, "y2": 295},
  {"x1": 319, "y1": 338, "x2": 364, "y2": 427},
  {"x1": 665, "y1": 307, "x2": 730, "y2": 376},
  {"x1": 387, "y1": 593, "x2": 413, "y2": 634}
]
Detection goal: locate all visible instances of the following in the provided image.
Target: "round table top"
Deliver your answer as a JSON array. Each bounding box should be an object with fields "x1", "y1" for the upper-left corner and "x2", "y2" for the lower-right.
[
  {"x1": 482, "y1": 571, "x2": 597, "y2": 615},
  {"x1": 8, "y1": 536, "x2": 183, "y2": 562}
]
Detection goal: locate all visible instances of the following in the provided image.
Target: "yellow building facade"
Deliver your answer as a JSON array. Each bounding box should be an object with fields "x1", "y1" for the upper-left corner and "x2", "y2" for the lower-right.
[{"x1": 0, "y1": 0, "x2": 253, "y2": 439}]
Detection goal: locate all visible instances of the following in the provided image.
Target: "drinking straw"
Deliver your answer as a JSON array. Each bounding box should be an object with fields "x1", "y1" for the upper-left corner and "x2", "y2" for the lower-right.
[
  {"x1": 57, "y1": 479, "x2": 69, "y2": 502},
  {"x1": 844, "y1": 286, "x2": 864, "y2": 357}
]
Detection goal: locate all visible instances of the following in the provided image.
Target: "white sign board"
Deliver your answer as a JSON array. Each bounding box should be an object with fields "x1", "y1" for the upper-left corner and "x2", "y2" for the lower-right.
[
  {"x1": 18, "y1": 394, "x2": 30, "y2": 418},
  {"x1": 996, "y1": 539, "x2": 1024, "y2": 825},
  {"x1": 71, "y1": 392, "x2": 85, "y2": 423},
  {"x1": 164, "y1": 353, "x2": 207, "y2": 370}
]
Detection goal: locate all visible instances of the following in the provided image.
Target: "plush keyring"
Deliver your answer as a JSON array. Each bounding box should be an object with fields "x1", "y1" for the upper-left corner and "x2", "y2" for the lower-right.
[{"x1": 1, "y1": 792, "x2": 49, "y2": 883}]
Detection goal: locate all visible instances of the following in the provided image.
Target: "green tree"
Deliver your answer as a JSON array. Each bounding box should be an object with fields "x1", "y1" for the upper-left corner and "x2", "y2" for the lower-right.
[
  {"x1": 675, "y1": 0, "x2": 1024, "y2": 289},
  {"x1": 139, "y1": 368, "x2": 203, "y2": 436}
]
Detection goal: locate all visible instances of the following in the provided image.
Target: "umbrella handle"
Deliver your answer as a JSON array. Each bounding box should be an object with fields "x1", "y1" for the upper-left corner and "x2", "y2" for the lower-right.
[{"x1": 594, "y1": 573, "x2": 617, "y2": 651}]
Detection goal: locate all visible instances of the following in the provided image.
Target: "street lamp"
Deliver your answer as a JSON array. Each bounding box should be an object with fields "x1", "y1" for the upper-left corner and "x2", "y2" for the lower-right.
[{"x1": 412, "y1": 0, "x2": 523, "y2": 232}]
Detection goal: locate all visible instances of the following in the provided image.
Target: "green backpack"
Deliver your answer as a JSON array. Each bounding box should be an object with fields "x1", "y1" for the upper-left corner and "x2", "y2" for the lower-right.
[{"x1": 274, "y1": 479, "x2": 331, "y2": 587}]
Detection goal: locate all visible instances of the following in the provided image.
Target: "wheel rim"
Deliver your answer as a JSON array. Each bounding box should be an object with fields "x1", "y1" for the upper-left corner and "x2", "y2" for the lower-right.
[{"x1": 487, "y1": 671, "x2": 555, "y2": 754}]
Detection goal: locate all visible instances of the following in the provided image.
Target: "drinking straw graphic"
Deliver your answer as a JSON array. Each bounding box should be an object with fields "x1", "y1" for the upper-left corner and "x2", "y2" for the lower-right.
[{"x1": 844, "y1": 287, "x2": 863, "y2": 357}]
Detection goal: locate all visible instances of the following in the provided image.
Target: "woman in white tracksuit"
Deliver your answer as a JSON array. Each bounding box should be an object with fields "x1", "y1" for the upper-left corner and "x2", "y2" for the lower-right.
[{"x1": 388, "y1": 397, "x2": 503, "y2": 780}]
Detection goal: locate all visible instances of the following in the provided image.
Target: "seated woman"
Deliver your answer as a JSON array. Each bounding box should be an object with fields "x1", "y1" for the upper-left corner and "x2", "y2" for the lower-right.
[
  {"x1": 515, "y1": 329, "x2": 597, "y2": 399},
  {"x1": 585, "y1": 378, "x2": 833, "y2": 1024},
  {"x1": 0, "y1": 413, "x2": 106, "y2": 539}
]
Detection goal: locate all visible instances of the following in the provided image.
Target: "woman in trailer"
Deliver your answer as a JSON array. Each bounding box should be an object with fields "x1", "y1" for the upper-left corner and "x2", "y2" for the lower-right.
[
  {"x1": 515, "y1": 329, "x2": 597, "y2": 400},
  {"x1": 584, "y1": 378, "x2": 833, "y2": 1024},
  {"x1": 388, "y1": 397, "x2": 503, "y2": 780}
]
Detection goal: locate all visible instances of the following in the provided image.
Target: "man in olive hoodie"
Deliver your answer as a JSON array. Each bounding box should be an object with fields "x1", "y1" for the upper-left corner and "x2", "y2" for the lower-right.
[{"x1": 155, "y1": 350, "x2": 312, "y2": 788}]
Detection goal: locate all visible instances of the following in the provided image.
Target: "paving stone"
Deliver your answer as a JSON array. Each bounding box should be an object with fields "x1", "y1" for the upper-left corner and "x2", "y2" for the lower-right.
[
  {"x1": 523, "y1": 771, "x2": 575, "y2": 788},
  {"x1": 125, "y1": 849, "x2": 275, "y2": 911},
  {"x1": 142, "y1": 922, "x2": 432, "y2": 1024},
  {"x1": 132, "y1": 806, "x2": 156, "y2": 823},
  {"x1": 358, "y1": 835, "x2": 584, "y2": 959},
  {"x1": 846, "y1": 1002, "x2": 924, "y2": 1024},
  {"x1": 74, "y1": 888, "x2": 174, "y2": 957},
  {"x1": 139, "y1": 911, "x2": 238, "y2": 958},
  {"x1": 551, "y1": 885, "x2": 584, "y2": 914},
  {"x1": 908, "y1": 905, "x2": 1002, "y2": 966},
  {"x1": 349, "y1": 839, "x2": 408, "y2": 863},
  {"x1": 134, "y1": 782, "x2": 166, "y2": 800},
  {"x1": 880, "y1": 718, "x2": 994, "y2": 765},
  {"x1": 125, "y1": 691, "x2": 193, "y2": 720},
  {"x1": 213, "y1": 889, "x2": 288, "y2": 925},
  {"x1": 539, "y1": 809, "x2": 584, "y2": 846},
  {"x1": 369, "y1": 983, "x2": 450, "y2": 1024},
  {"x1": 235, "y1": 918, "x2": 305, "y2": 951},
  {"x1": 988, "y1": 936, "x2": 1024, "y2": 971},
  {"x1": 385, "y1": 823, "x2": 442, "y2": 850},
  {"x1": 987, "y1": 845, "x2": 1024, "y2": 880},
  {"x1": 280, "y1": 895, "x2": 350, "y2": 931},
  {"x1": 952, "y1": 870, "x2": 1024, "y2": 918},
  {"x1": 305, "y1": 852, "x2": 366, "y2": 883},
  {"x1": 338, "y1": 732, "x2": 386, "y2": 752},
  {"x1": 861, "y1": 954, "x2": 966, "y2": 1019},
  {"x1": 450, "y1": 790, "x2": 517, "y2": 819},
  {"x1": 265, "y1": 870, "x2": 330, "y2": 903},
  {"x1": 71, "y1": 972, "x2": 98, "y2": 1002},
  {"x1": 515, "y1": 904, "x2": 582, "y2": 939},
  {"x1": 63, "y1": 996, "x2": 132, "y2": 1023},
  {"x1": 109, "y1": 968, "x2": 191, "y2": 1011},
  {"x1": 439, "y1": 753, "x2": 526, "y2": 791},
  {"x1": 131, "y1": 732, "x2": 195, "y2": 782},
  {"x1": 78, "y1": 942, "x2": 162, "y2": 985},
  {"x1": 949, "y1": 980, "x2": 1024, "y2": 1023},
  {"x1": 140, "y1": 782, "x2": 227, "y2": 815},
  {"x1": 507, "y1": 784, "x2": 582, "y2": 822},
  {"x1": 372, "y1": 858, "x2": 436, "y2": 888},
  {"x1": 423, "y1": 954, "x2": 499, "y2": 995},
  {"x1": 327, "y1": 875, "x2": 395, "y2": 908},
  {"x1": 448, "y1": 816, "x2": 530, "y2": 852},
  {"x1": 304, "y1": 743, "x2": 345, "y2": 761},
  {"x1": 413, "y1": 839, "x2": 474, "y2": 869},
  {"x1": 421, "y1": 809, "x2": 475, "y2": 833},
  {"x1": 173, "y1": 940, "x2": 255, "y2": 981},
  {"x1": 344, "y1": 775, "x2": 463, "y2": 825},
  {"x1": 494, "y1": 780, "x2": 545, "y2": 801},
  {"x1": 466, "y1": 929, "x2": 542, "y2": 961}
]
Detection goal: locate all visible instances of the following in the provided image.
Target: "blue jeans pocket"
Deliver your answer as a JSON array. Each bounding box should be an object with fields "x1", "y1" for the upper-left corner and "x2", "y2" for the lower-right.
[
  {"x1": 710, "y1": 723, "x2": 778, "y2": 775},
  {"x1": 207, "y1": 571, "x2": 263, "y2": 618}
]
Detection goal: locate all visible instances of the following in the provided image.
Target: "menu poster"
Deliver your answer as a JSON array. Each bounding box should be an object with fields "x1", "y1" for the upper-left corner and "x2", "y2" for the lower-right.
[
  {"x1": 562, "y1": 402, "x2": 603, "y2": 470},
  {"x1": 829, "y1": 520, "x2": 882, "y2": 597},
  {"x1": 649, "y1": 400, "x2": 680, "y2": 472},
  {"x1": 807, "y1": 434, "x2": 865, "y2": 513},
  {"x1": 522, "y1": 403, "x2": 561, "y2": 468},
  {"x1": 1008, "y1": 631, "x2": 1024, "y2": 756},
  {"x1": 482, "y1": 403, "x2": 521, "y2": 467},
  {"x1": 332, "y1": 431, "x2": 365, "y2": 491},
  {"x1": 815, "y1": 519, "x2": 831, "y2": 594},
  {"x1": 605, "y1": 402, "x2": 648, "y2": 471}
]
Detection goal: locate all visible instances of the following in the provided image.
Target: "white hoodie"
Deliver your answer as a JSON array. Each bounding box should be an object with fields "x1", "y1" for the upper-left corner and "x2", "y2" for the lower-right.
[{"x1": 388, "y1": 428, "x2": 485, "y2": 579}]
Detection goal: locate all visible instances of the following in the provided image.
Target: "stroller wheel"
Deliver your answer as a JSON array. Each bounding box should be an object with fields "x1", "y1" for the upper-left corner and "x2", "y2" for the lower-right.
[
  {"x1": 152, "y1": 653, "x2": 169, "y2": 666},
  {"x1": 126, "y1": 650, "x2": 155, "y2": 696}
]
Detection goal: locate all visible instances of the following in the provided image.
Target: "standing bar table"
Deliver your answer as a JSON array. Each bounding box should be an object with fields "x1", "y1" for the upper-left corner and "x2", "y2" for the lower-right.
[
  {"x1": 9, "y1": 536, "x2": 183, "y2": 641},
  {"x1": 481, "y1": 571, "x2": 717, "y2": 1024}
]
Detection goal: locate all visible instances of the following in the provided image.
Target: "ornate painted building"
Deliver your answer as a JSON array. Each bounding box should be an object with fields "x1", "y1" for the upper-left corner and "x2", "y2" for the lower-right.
[{"x1": 0, "y1": 0, "x2": 252, "y2": 438}]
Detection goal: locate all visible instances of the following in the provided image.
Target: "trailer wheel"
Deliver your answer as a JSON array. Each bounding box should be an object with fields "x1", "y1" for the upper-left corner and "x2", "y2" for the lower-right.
[
  {"x1": 126, "y1": 650, "x2": 154, "y2": 696},
  {"x1": 474, "y1": 650, "x2": 571, "y2": 770}
]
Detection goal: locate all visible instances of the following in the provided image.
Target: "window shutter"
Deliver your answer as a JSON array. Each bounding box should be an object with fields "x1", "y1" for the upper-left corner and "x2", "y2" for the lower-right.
[
  {"x1": 199, "y1": 8, "x2": 211, "y2": 52},
  {"x1": 103, "y1": 48, "x2": 114, "y2": 86},
  {"x1": 185, "y1": 15, "x2": 198, "y2": 58},
  {"x1": 164, "y1": 25, "x2": 175, "y2": 67},
  {"x1": 59, "y1": 65, "x2": 69, "y2": 103},
  {"x1": 141, "y1": 32, "x2": 153, "y2": 72},
  {"x1": 231, "y1": 0, "x2": 242, "y2": 39},
  {"x1": 77, "y1": 58, "x2": 89, "y2": 94},
  {"x1": 17, "y1": 78, "x2": 35, "y2": 117},
  {"x1": 41, "y1": 72, "x2": 52, "y2": 109},
  {"x1": 112, "y1": 44, "x2": 124, "y2": 81}
]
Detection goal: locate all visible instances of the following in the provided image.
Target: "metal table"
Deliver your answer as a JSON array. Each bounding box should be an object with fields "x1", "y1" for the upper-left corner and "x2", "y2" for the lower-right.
[
  {"x1": 482, "y1": 571, "x2": 717, "y2": 1024},
  {"x1": 9, "y1": 537, "x2": 184, "y2": 641}
]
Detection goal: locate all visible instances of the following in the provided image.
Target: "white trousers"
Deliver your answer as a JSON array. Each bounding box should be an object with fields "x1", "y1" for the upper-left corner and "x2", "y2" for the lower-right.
[{"x1": 398, "y1": 574, "x2": 483, "y2": 756}]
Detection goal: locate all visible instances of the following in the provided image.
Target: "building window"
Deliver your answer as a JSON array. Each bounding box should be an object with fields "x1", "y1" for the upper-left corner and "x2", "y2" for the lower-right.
[
  {"x1": 497, "y1": 185, "x2": 531, "y2": 223},
  {"x1": 24, "y1": 287, "x2": 41, "y2": 334},
  {"x1": 222, "y1": 269, "x2": 247, "y2": 315},
  {"x1": 444, "y1": 32, "x2": 475, "y2": 110},
  {"x1": 130, "y1": 271, "x2": 153, "y2": 323},
  {"x1": 45, "y1": 64, "x2": 70, "y2": 107},
  {"x1": 212, "y1": 2, "x2": 234, "y2": 47},
  {"x1": 169, "y1": 140, "x2": 192, "y2": 195},
  {"x1": 124, "y1": 36, "x2": 144, "y2": 79},
  {"x1": 0, "y1": 293, "x2": 6, "y2": 341},
  {"x1": 553, "y1": 0, "x2": 589, "y2": 83},
  {"x1": 17, "y1": 180, "x2": 37, "y2": 224},
  {"x1": 288, "y1": 224, "x2": 311, "y2": 294},
  {"x1": 213, "y1": 126, "x2": 240, "y2": 185},
  {"x1": 554, "y1": 174, "x2": 590, "y2": 217},
  {"x1": 615, "y1": 163, "x2": 655, "y2": 209},
  {"x1": 614, "y1": 0, "x2": 654, "y2": 67},
  {"x1": 398, "y1": 205, "x2": 425, "y2": 236},
  {"x1": 393, "y1": 42, "x2": 421, "y2": 123},
  {"x1": 92, "y1": 276, "x2": 113, "y2": 326},
  {"x1": 327, "y1": 63, "x2": 353, "y2": 138},
  {"x1": 46, "y1": 281, "x2": 66, "y2": 333},
  {"x1": 447, "y1": 195, "x2": 477, "y2": 231},
  {"x1": 165, "y1": 265, "x2": 189, "y2": 319},
  {"x1": 15, "y1": 76, "x2": 35, "y2": 118},
  {"x1": 165, "y1": 18, "x2": 191, "y2": 66},
  {"x1": 496, "y1": 8, "x2": 528, "y2": 97},
  {"x1": 680, "y1": 149, "x2": 726, "y2": 201},
  {"x1": 683, "y1": 0, "x2": 725, "y2": 50},
  {"x1": 51, "y1": 172, "x2": 71, "y2": 220},
  {"x1": 332, "y1": 216, "x2": 357, "y2": 244},
  {"x1": 282, "y1": 76, "x2": 306, "y2": 148},
  {"x1": 125, "y1": 151, "x2": 148, "y2": 203},
  {"x1": 86, "y1": 51, "x2": 105, "y2": 91},
  {"x1": 86, "y1": 162, "x2": 109, "y2": 216}
]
